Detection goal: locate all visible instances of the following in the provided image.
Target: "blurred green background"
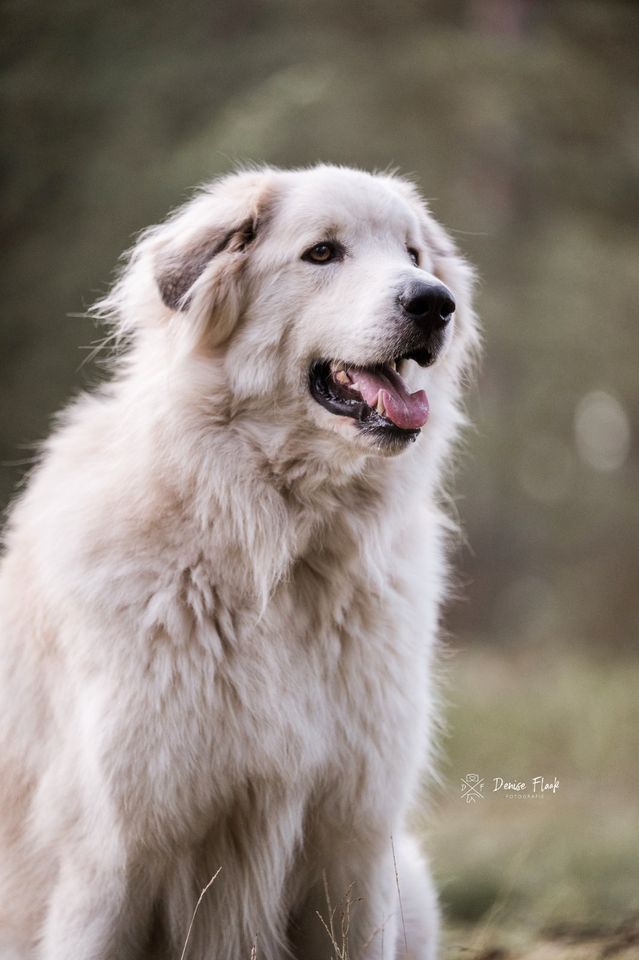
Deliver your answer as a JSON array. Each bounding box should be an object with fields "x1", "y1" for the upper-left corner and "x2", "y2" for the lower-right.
[{"x1": 2, "y1": 0, "x2": 638, "y2": 954}]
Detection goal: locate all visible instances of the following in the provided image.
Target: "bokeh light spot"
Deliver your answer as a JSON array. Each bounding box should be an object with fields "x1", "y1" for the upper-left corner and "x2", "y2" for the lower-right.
[{"x1": 574, "y1": 390, "x2": 631, "y2": 473}]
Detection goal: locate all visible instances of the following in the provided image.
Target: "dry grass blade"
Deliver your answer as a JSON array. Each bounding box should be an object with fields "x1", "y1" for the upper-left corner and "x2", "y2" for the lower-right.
[
  {"x1": 316, "y1": 910, "x2": 345, "y2": 960},
  {"x1": 178, "y1": 866, "x2": 222, "y2": 960},
  {"x1": 390, "y1": 835, "x2": 408, "y2": 956},
  {"x1": 315, "y1": 875, "x2": 363, "y2": 960}
]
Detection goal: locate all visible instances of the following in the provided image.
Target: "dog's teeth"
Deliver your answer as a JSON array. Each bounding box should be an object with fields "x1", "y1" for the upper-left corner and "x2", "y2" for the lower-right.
[
  {"x1": 335, "y1": 370, "x2": 351, "y2": 385},
  {"x1": 376, "y1": 393, "x2": 386, "y2": 416}
]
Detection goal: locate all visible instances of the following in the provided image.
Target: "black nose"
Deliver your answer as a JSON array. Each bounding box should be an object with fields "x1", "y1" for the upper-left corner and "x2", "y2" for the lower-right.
[{"x1": 398, "y1": 281, "x2": 455, "y2": 330}]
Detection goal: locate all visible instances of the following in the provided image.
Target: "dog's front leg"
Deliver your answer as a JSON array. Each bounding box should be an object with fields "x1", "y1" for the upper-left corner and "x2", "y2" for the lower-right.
[
  {"x1": 36, "y1": 850, "x2": 154, "y2": 960},
  {"x1": 390, "y1": 833, "x2": 439, "y2": 960},
  {"x1": 290, "y1": 830, "x2": 439, "y2": 960},
  {"x1": 290, "y1": 845, "x2": 402, "y2": 960}
]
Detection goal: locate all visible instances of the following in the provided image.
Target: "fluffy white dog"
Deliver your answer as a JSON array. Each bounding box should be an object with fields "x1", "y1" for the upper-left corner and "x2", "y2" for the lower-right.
[{"x1": 0, "y1": 165, "x2": 478, "y2": 960}]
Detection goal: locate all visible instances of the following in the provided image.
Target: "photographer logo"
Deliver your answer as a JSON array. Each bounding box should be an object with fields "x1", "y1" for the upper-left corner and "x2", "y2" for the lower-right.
[{"x1": 460, "y1": 773, "x2": 485, "y2": 803}]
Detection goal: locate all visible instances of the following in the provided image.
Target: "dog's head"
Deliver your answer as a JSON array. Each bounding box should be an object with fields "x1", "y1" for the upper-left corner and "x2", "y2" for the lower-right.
[{"x1": 109, "y1": 165, "x2": 478, "y2": 458}]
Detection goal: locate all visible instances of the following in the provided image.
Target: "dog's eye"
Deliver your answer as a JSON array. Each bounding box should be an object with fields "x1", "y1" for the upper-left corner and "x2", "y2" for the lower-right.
[
  {"x1": 302, "y1": 242, "x2": 343, "y2": 264},
  {"x1": 407, "y1": 246, "x2": 420, "y2": 266}
]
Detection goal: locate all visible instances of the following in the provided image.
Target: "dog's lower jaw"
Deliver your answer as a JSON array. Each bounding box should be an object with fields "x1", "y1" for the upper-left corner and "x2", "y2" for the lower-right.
[
  {"x1": 355, "y1": 419, "x2": 422, "y2": 454},
  {"x1": 310, "y1": 409, "x2": 422, "y2": 459}
]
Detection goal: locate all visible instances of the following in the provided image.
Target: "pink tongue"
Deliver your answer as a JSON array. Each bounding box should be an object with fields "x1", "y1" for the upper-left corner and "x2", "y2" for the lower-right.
[{"x1": 351, "y1": 366, "x2": 429, "y2": 430}]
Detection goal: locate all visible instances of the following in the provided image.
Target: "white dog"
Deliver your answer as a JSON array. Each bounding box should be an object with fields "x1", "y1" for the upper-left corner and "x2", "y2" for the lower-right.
[{"x1": 0, "y1": 165, "x2": 478, "y2": 960}]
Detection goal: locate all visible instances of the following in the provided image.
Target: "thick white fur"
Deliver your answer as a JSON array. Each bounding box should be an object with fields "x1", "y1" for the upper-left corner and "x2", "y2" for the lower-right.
[{"x1": 0, "y1": 165, "x2": 478, "y2": 959}]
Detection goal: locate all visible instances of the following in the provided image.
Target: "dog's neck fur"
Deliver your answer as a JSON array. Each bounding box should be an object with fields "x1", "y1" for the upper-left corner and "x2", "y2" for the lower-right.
[{"x1": 94, "y1": 337, "x2": 441, "y2": 607}]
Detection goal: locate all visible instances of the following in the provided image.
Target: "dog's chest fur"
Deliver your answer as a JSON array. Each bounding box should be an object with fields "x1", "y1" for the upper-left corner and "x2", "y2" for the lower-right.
[{"x1": 100, "y1": 488, "x2": 438, "y2": 854}]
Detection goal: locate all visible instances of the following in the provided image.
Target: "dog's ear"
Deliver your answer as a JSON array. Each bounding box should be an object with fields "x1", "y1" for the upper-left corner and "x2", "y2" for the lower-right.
[
  {"x1": 156, "y1": 214, "x2": 259, "y2": 313},
  {"x1": 156, "y1": 217, "x2": 258, "y2": 311},
  {"x1": 150, "y1": 170, "x2": 276, "y2": 346}
]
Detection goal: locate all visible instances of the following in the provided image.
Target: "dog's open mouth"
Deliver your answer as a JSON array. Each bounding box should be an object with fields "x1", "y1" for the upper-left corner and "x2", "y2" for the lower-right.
[{"x1": 309, "y1": 358, "x2": 429, "y2": 443}]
